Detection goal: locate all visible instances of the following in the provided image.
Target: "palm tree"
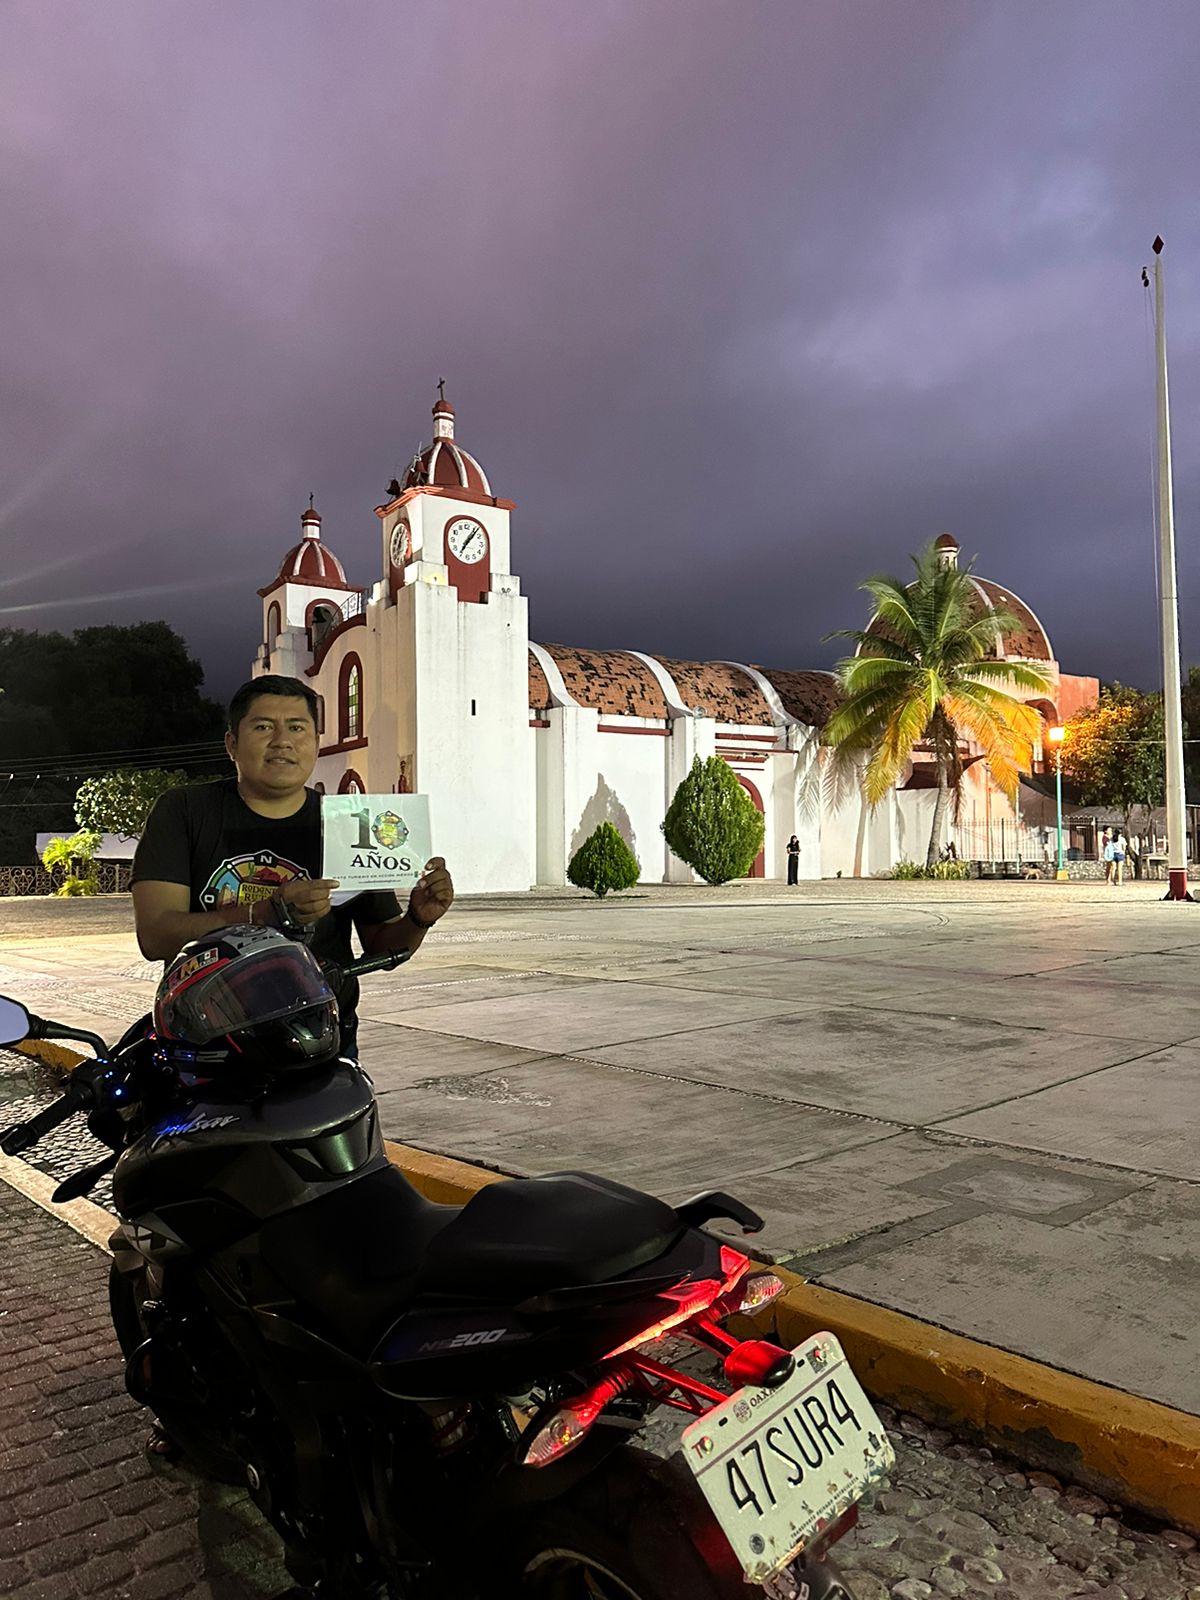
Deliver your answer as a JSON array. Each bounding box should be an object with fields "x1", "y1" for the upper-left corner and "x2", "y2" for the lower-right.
[{"x1": 823, "y1": 542, "x2": 1054, "y2": 868}]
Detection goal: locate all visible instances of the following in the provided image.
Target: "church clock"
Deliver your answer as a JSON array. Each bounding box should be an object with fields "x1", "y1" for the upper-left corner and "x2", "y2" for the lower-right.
[
  {"x1": 389, "y1": 520, "x2": 411, "y2": 569},
  {"x1": 446, "y1": 517, "x2": 488, "y2": 564}
]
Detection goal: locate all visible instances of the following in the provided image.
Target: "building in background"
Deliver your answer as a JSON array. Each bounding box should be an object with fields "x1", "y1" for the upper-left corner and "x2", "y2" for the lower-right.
[{"x1": 252, "y1": 394, "x2": 1098, "y2": 891}]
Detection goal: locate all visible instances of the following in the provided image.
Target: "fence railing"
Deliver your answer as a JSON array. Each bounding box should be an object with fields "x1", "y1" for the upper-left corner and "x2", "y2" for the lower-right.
[
  {"x1": 0, "y1": 863, "x2": 133, "y2": 897},
  {"x1": 946, "y1": 820, "x2": 1047, "y2": 862}
]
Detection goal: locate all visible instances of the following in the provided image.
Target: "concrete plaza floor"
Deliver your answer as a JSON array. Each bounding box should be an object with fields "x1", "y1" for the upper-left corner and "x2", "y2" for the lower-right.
[{"x1": 2, "y1": 878, "x2": 1198, "y2": 1420}]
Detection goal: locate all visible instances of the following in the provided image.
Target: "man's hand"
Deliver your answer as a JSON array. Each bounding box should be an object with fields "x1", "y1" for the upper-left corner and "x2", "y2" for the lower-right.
[
  {"x1": 407, "y1": 858, "x2": 454, "y2": 929},
  {"x1": 276, "y1": 877, "x2": 340, "y2": 926}
]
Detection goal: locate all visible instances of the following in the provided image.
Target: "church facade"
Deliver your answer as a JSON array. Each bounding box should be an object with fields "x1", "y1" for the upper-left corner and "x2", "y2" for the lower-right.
[{"x1": 252, "y1": 394, "x2": 1098, "y2": 893}]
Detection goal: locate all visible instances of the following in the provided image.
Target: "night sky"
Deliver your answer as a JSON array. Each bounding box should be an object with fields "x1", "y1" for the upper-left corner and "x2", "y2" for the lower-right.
[{"x1": 3, "y1": 1, "x2": 1200, "y2": 707}]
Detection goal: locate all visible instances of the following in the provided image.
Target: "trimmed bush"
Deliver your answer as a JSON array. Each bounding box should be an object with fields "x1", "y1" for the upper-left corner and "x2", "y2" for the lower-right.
[
  {"x1": 567, "y1": 822, "x2": 640, "y2": 898},
  {"x1": 891, "y1": 859, "x2": 971, "y2": 881},
  {"x1": 661, "y1": 756, "x2": 765, "y2": 886}
]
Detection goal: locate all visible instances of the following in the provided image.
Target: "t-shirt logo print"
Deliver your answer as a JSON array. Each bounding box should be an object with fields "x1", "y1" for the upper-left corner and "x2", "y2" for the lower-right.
[
  {"x1": 371, "y1": 811, "x2": 408, "y2": 851},
  {"x1": 201, "y1": 850, "x2": 307, "y2": 910}
]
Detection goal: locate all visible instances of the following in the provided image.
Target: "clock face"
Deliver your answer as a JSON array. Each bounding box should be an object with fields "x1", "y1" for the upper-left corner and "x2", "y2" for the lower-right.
[
  {"x1": 446, "y1": 517, "x2": 487, "y2": 564},
  {"x1": 389, "y1": 522, "x2": 410, "y2": 568}
]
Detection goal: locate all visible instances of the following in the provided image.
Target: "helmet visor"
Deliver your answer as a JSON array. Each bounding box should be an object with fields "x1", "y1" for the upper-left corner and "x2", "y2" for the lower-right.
[{"x1": 162, "y1": 944, "x2": 336, "y2": 1044}]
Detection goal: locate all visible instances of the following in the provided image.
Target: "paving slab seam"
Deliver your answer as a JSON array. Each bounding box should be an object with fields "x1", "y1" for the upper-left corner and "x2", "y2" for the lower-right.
[
  {"x1": 918, "y1": 1038, "x2": 1188, "y2": 1126},
  {"x1": 556, "y1": 1052, "x2": 906, "y2": 1128},
  {"x1": 917, "y1": 1121, "x2": 1200, "y2": 1186}
]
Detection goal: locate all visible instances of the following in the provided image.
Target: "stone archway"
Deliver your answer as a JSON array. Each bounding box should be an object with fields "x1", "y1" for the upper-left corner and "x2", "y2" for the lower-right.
[{"x1": 736, "y1": 774, "x2": 766, "y2": 879}]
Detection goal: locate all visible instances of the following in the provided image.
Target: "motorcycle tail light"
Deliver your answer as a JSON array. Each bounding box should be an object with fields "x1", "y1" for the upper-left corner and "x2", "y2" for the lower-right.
[
  {"x1": 521, "y1": 1401, "x2": 597, "y2": 1468},
  {"x1": 603, "y1": 1246, "x2": 752, "y2": 1359},
  {"x1": 731, "y1": 1270, "x2": 785, "y2": 1313}
]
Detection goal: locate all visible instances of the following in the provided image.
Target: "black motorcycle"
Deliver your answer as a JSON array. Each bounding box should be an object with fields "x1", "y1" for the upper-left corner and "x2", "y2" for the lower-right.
[{"x1": 0, "y1": 934, "x2": 889, "y2": 1599}]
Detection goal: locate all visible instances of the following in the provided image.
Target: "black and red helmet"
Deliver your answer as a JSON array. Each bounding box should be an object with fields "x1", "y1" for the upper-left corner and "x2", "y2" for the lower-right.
[{"x1": 154, "y1": 924, "x2": 339, "y2": 1072}]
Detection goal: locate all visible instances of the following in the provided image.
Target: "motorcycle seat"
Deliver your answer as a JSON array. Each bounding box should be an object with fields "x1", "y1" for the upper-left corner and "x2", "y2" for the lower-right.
[
  {"x1": 258, "y1": 1167, "x2": 682, "y2": 1356},
  {"x1": 415, "y1": 1170, "x2": 683, "y2": 1301},
  {"x1": 258, "y1": 1164, "x2": 459, "y2": 1351}
]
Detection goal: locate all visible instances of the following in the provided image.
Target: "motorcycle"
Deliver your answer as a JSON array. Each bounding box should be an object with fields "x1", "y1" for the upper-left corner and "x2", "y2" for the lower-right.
[{"x1": 0, "y1": 940, "x2": 891, "y2": 1599}]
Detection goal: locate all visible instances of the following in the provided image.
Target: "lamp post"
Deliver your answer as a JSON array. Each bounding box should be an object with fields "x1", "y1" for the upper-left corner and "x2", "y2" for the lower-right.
[{"x1": 1047, "y1": 725, "x2": 1067, "y2": 881}]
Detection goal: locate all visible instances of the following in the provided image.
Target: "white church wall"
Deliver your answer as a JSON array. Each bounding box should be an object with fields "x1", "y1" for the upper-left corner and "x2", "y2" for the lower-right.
[
  {"x1": 409, "y1": 580, "x2": 533, "y2": 893},
  {"x1": 769, "y1": 750, "x2": 820, "y2": 879},
  {"x1": 588, "y1": 726, "x2": 671, "y2": 883},
  {"x1": 535, "y1": 707, "x2": 595, "y2": 885}
]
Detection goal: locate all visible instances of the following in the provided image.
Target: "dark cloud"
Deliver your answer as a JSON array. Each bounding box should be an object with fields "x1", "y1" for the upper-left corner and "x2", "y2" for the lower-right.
[{"x1": 2, "y1": 0, "x2": 1199, "y2": 705}]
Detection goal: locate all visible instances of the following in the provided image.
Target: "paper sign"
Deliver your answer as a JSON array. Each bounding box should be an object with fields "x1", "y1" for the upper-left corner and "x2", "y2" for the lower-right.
[{"x1": 321, "y1": 794, "x2": 432, "y2": 903}]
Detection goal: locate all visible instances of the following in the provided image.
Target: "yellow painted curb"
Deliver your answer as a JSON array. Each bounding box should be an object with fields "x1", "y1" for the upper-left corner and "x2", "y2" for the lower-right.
[
  {"x1": 14, "y1": 1038, "x2": 92, "y2": 1073},
  {"x1": 382, "y1": 1138, "x2": 510, "y2": 1204},
  {"x1": 762, "y1": 1273, "x2": 1200, "y2": 1538},
  {"x1": 16, "y1": 1045, "x2": 1199, "y2": 1532}
]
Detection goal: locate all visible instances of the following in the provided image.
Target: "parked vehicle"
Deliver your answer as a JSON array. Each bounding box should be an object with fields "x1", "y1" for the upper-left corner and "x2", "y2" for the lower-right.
[{"x1": 0, "y1": 928, "x2": 891, "y2": 1598}]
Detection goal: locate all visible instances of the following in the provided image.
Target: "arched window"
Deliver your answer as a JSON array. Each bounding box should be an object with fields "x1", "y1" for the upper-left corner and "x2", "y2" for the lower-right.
[
  {"x1": 339, "y1": 654, "x2": 363, "y2": 742},
  {"x1": 339, "y1": 769, "x2": 364, "y2": 794},
  {"x1": 266, "y1": 602, "x2": 281, "y2": 645},
  {"x1": 309, "y1": 600, "x2": 341, "y2": 648}
]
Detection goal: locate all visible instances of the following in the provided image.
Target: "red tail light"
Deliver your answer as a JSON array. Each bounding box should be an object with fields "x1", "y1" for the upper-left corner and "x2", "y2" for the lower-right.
[{"x1": 603, "y1": 1246, "x2": 750, "y2": 1359}]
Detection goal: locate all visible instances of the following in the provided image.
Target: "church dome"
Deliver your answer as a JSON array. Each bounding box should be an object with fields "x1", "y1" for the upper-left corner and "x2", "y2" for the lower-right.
[
  {"x1": 866, "y1": 537, "x2": 1053, "y2": 663},
  {"x1": 398, "y1": 392, "x2": 491, "y2": 497},
  {"x1": 261, "y1": 503, "x2": 356, "y2": 593}
]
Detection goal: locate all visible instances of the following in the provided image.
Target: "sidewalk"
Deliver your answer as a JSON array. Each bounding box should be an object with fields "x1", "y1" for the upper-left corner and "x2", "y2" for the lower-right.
[
  {"x1": 2, "y1": 881, "x2": 1198, "y2": 1426},
  {"x1": 0, "y1": 1183, "x2": 288, "y2": 1600}
]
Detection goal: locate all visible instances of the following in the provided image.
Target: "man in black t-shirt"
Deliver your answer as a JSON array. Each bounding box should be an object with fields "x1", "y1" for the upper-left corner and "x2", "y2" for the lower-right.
[{"x1": 132, "y1": 675, "x2": 453, "y2": 1055}]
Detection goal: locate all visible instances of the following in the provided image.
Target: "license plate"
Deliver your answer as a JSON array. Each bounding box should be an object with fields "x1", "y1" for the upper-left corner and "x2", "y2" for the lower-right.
[{"x1": 680, "y1": 1333, "x2": 894, "y2": 1582}]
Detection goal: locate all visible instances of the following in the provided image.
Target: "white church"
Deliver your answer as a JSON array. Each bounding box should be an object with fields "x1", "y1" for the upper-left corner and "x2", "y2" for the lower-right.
[{"x1": 252, "y1": 392, "x2": 1097, "y2": 893}]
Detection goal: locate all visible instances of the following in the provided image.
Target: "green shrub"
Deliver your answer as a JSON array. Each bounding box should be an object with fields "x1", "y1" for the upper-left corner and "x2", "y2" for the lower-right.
[
  {"x1": 661, "y1": 756, "x2": 765, "y2": 885},
  {"x1": 567, "y1": 821, "x2": 640, "y2": 898},
  {"x1": 41, "y1": 829, "x2": 101, "y2": 896},
  {"x1": 930, "y1": 858, "x2": 970, "y2": 880},
  {"x1": 891, "y1": 858, "x2": 971, "y2": 881}
]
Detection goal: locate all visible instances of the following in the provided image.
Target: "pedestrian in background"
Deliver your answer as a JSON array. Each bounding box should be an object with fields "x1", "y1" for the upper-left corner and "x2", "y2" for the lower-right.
[
  {"x1": 1103, "y1": 832, "x2": 1119, "y2": 885},
  {"x1": 786, "y1": 834, "x2": 801, "y2": 886},
  {"x1": 1112, "y1": 831, "x2": 1128, "y2": 886}
]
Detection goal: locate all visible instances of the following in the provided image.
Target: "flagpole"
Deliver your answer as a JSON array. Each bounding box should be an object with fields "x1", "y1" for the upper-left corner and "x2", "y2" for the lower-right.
[{"x1": 1150, "y1": 236, "x2": 1192, "y2": 901}]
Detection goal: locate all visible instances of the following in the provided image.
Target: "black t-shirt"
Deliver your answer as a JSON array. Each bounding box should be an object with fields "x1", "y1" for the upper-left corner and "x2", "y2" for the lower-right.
[{"x1": 132, "y1": 779, "x2": 403, "y2": 1032}]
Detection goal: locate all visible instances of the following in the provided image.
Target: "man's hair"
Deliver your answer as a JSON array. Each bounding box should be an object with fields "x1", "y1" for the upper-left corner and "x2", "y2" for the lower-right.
[{"x1": 227, "y1": 676, "x2": 321, "y2": 734}]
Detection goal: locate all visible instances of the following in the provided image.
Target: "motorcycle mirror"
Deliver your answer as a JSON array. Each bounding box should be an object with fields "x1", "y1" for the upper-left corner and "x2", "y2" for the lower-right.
[{"x1": 0, "y1": 996, "x2": 32, "y2": 1046}]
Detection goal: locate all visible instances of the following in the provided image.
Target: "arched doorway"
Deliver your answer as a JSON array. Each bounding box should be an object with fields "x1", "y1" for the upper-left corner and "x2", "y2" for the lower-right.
[{"x1": 736, "y1": 774, "x2": 766, "y2": 879}]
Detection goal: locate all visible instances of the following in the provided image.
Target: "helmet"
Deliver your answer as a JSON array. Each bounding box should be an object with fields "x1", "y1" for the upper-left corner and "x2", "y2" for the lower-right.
[{"x1": 154, "y1": 924, "x2": 339, "y2": 1072}]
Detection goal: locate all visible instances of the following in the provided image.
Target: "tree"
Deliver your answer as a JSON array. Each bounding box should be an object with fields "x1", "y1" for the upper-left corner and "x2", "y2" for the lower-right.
[
  {"x1": 661, "y1": 756, "x2": 765, "y2": 885},
  {"x1": 41, "y1": 829, "x2": 102, "y2": 896},
  {"x1": 1060, "y1": 685, "x2": 1165, "y2": 836},
  {"x1": 567, "y1": 822, "x2": 641, "y2": 897},
  {"x1": 0, "y1": 622, "x2": 222, "y2": 756},
  {"x1": 0, "y1": 622, "x2": 223, "y2": 864},
  {"x1": 75, "y1": 768, "x2": 193, "y2": 840},
  {"x1": 823, "y1": 542, "x2": 1053, "y2": 868}
]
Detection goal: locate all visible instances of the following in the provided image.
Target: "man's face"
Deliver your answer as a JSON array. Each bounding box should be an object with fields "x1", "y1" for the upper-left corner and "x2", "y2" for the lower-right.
[{"x1": 226, "y1": 695, "x2": 319, "y2": 797}]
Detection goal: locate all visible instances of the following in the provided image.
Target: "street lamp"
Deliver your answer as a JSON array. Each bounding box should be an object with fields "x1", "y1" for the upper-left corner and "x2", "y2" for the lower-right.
[{"x1": 1047, "y1": 725, "x2": 1067, "y2": 881}]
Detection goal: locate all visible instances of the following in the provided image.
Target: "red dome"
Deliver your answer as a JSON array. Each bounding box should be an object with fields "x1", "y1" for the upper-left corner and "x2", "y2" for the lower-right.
[
  {"x1": 401, "y1": 437, "x2": 490, "y2": 496},
  {"x1": 264, "y1": 505, "x2": 356, "y2": 591}
]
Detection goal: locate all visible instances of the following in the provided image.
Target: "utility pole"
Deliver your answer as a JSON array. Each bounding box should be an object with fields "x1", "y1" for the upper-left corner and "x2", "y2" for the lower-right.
[{"x1": 1150, "y1": 236, "x2": 1193, "y2": 901}]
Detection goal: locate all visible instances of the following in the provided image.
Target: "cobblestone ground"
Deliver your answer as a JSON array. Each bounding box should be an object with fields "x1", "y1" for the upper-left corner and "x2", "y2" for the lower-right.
[
  {"x1": 0, "y1": 1185, "x2": 290, "y2": 1600},
  {"x1": 2, "y1": 1053, "x2": 1198, "y2": 1600}
]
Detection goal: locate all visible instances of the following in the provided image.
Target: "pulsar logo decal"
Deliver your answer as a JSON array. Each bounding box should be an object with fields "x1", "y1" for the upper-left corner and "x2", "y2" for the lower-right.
[{"x1": 148, "y1": 1112, "x2": 239, "y2": 1149}]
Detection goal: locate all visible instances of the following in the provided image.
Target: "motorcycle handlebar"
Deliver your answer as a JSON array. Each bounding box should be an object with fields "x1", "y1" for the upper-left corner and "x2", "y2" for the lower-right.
[
  {"x1": 1, "y1": 1093, "x2": 76, "y2": 1157},
  {"x1": 344, "y1": 948, "x2": 414, "y2": 981}
]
